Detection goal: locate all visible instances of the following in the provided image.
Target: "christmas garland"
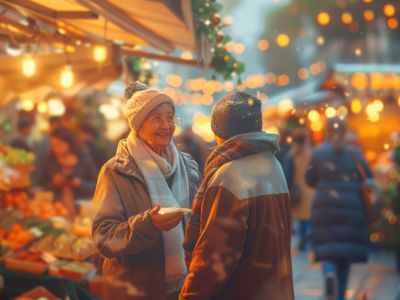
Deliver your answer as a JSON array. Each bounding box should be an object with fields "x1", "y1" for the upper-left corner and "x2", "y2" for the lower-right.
[{"x1": 192, "y1": 0, "x2": 245, "y2": 81}]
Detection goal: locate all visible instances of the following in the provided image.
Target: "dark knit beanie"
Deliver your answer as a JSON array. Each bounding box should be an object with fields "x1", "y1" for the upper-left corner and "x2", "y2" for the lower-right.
[{"x1": 211, "y1": 92, "x2": 262, "y2": 140}]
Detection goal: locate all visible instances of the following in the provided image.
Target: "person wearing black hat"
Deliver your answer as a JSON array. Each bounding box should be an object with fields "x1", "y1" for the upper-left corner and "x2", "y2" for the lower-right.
[
  {"x1": 305, "y1": 116, "x2": 374, "y2": 300},
  {"x1": 180, "y1": 92, "x2": 294, "y2": 300}
]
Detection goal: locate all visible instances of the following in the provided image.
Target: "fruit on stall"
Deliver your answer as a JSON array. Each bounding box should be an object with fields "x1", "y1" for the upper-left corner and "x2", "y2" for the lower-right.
[
  {"x1": 0, "y1": 223, "x2": 35, "y2": 251},
  {"x1": 4, "y1": 191, "x2": 29, "y2": 210}
]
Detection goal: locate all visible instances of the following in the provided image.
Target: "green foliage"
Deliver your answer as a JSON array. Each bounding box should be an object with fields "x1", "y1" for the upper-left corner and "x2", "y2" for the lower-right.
[
  {"x1": 192, "y1": 0, "x2": 245, "y2": 81},
  {"x1": 127, "y1": 57, "x2": 154, "y2": 86},
  {"x1": 0, "y1": 146, "x2": 35, "y2": 166}
]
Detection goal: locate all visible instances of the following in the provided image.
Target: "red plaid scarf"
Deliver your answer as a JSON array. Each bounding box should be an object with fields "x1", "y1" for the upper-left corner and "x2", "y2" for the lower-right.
[{"x1": 183, "y1": 132, "x2": 279, "y2": 265}]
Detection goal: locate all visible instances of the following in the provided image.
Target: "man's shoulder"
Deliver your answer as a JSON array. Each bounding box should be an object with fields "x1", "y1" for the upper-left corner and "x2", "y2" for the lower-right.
[{"x1": 208, "y1": 152, "x2": 288, "y2": 199}]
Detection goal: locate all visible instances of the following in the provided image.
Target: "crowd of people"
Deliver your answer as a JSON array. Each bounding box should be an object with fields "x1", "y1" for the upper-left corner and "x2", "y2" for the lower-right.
[{"x1": 4, "y1": 81, "x2": 399, "y2": 300}]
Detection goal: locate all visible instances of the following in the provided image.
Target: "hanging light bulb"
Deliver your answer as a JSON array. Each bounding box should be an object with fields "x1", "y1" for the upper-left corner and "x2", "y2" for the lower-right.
[
  {"x1": 93, "y1": 45, "x2": 107, "y2": 63},
  {"x1": 22, "y1": 54, "x2": 36, "y2": 77},
  {"x1": 60, "y1": 63, "x2": 74, "y2": 88}
]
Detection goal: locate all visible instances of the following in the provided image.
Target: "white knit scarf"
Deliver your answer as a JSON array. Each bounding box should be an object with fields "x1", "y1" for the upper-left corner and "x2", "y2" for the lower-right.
[{"x1": 126, "y1": 132, "x2": 189, "y2": 293}]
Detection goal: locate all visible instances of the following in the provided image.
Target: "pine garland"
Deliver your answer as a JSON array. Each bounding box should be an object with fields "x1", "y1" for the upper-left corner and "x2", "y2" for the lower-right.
[{"x1": 192, "y1": 0, "x2": 245, "y2": 81}]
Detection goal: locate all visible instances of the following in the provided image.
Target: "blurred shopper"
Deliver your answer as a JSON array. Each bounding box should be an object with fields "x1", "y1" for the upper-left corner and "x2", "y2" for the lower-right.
[
  {"x1": 92, "y1": 82, "x2": 201, "y2": 300},
  {"x1": 282, "y1": 128, "x2": 315, "y2": 251},
  {"x1": 79, "y1": 122, "x2": 115, "y2": 172},
  {"x1": 9, "y1": 118, "x2": 35, "y2": 152},
  {"x1": 38, "y1": 127, "x2": 97, "y2": 216},
  {"x1": 181, "y1": 92, "x2": 294, "y2": 300},
  {"x1": 176, "y1": 126, "x2": 208, "y2": 174},
  {"x1": 33, "y1": 116, "x2": 63, "y2": 183},
  {"x1": 305, "y1": 117, "x2": 373, "y2": 300}
]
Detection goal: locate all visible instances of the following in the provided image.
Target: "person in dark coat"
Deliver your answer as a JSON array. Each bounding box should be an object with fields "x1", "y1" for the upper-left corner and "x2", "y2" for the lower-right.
[{"x1": 305, "y1": 117, "x2": 373, "y2": 300}]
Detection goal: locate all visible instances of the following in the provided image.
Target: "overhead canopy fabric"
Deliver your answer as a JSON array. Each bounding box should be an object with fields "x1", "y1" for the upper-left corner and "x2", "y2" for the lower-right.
[{"x1": 1, "y1": 0, "x2": 197, "y2": 53}]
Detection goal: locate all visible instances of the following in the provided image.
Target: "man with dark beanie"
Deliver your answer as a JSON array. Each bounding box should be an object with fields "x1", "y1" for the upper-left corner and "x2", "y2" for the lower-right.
[{"x1": 180, "y1": 92, "x2": 294, "y2": 300}]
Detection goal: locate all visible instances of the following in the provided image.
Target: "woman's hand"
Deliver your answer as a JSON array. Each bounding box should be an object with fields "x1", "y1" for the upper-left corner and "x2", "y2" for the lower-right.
[{"x1": 150, "y1": 204, "x2": 184, "y2": 231}]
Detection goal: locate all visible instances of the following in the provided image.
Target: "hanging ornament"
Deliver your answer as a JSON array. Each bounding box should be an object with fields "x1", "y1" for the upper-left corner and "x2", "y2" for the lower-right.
[
  {"x1": 213, "y1": 13, "x2": 221, "y2": 26},
  {"x1": 217, "y1": 31, "x2": 224, "y2": 44}
]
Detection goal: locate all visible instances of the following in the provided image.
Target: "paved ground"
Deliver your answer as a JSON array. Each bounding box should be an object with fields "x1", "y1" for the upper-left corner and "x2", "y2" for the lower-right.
[{"x1": 292, "y1": 245, "x2": 400, "y2": 300}]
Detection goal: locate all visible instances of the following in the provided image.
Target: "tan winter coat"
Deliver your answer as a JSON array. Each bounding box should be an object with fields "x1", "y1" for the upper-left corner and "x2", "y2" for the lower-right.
[
  {"x1": 92, "y1": 140, "x2": 201, "y2": 300},
  {"x1": 180, "y1": 151, "x2": 294, "y2": 300}
]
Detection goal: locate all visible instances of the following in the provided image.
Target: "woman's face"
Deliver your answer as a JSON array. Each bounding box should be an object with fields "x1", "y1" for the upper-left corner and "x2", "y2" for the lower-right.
[
  {"x1": 138, "y1": 103, "x2": 175, "y2": 154},
  {"x1": 51, "y1": 136, "x2": 71, "y2": 157}
]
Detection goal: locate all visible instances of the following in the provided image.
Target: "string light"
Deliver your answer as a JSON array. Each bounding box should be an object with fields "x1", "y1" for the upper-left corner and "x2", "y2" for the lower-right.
[
  {"x1": 22, "y1": 54, "x2": 36, "y2": 77},
  {"x1": 383, "y1": 4, "x2": 396, "y2": 17},
  {"x1": 325, "y1": 107, "x2": 336, "y2": 118},
  {"x1": 60, "y1": 63, "x2": 74, "y2": 88},
  {"x1": 93, "y1": 45, "x2": 107, "y2": 63},
  {"x1": 341, "y1": 12, "x2": 353, "y2": 25},
  {"x1": 363, "y1": 10, "x2": 375, "y2": 21},
  {"x1": 387, "y1": 18, "x2": 398, "y2": 30},
  {"x1": 276, "y1": 34, "x2": 290, "y2": 47},
  {"x1": 258, "y1": 39, "x2": 269, "y2": 51},
  {"x1": 317, "y1": 12, "x2": 330, "y2": 26},
  {"x1": 350, "y1": 98, "x2": 362, "y2": 114}
]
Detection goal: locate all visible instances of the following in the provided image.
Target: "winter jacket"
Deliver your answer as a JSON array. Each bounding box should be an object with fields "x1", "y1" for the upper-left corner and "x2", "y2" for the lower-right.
[
  {"x1": 92, "y1": 140, "x2": 201, "y2": 300},
  {"x1": 305, "y1": 142, "x2": 373, "y2": 262},
  {"x1": 180, "y1": 138, "x2": 294, "y2": 300}
]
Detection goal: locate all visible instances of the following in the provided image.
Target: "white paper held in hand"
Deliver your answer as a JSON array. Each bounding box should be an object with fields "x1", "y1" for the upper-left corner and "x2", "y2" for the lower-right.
[{"x1": 158, "y1": 207, "x2": 191, "y2": 215}]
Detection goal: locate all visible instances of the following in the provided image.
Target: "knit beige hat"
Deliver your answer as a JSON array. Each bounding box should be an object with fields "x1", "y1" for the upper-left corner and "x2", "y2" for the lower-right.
[{"x1": 124, "y1": 81, "x2": 175, "y2": 132}]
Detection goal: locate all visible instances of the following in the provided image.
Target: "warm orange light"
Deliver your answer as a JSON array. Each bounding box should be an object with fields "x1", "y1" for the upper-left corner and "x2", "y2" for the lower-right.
[
  {"x1": 276, "y1": 34, "x2": 290, "y2": 47},
  {"x1": 363, "y1": 10, "x2": 375, "y2": 21},
  {"x1": 363, "y1": 0, "x2": 373, "y2": 3},
  {"x1": 341, "y1": 12, "x2": 353, "y2": 25},
  {"x1": 351, "y1": 72, "x2": 369, "y2": 90},
  {"x1": 350, "y1": 98, "x2": 362, "y2": 114},
  {"x1": 317, "y1": 12, "x2": 330, "y2": 26},
  {"x1": 387, "y1": 18, "x2": 399, "y2": 30},
  {"x1": 384, "y1": 4, "x2": 396, "y2": 17},
  {"x1": 277, "y1": 74, "x2": 290, "y2": 86},
  {"x1": 298, "y1": 68, "x2": 309, "y2": 80},
  {"x1": 258, "y1": 39, "x2": 269, "y2": 51}
]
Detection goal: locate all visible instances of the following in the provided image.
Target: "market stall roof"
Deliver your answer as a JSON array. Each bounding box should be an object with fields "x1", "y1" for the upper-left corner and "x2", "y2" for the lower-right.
[
  {"x1": 333, "y1": 63, "x2": 400, "y2": 74},
  {"x1": 0, "y1": 0, "x2": 203, "y2": 106},
  {"x1": 0, "y1": 0, "x2": 197, "y2": 53},
  {"x1": 263, "y1": 72, "x2": 344, "y2": 110}
]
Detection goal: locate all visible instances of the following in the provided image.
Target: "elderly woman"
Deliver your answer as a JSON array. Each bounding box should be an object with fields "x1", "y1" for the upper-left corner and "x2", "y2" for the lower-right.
[{"x1": 92, "y1": 82, "x2": 201, "y2": 300}]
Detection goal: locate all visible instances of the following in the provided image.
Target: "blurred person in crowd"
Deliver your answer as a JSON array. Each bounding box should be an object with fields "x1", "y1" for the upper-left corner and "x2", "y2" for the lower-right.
[
  {"x1": 79, "y1": 122, "x2": 115, "y2": 172},
  {"x1": 33, "y1": 116, "x2": 63, "y2": 183},
  {"x1": 176, "y1": 126, "x2": 208, "y2": 174},
  {"x1": 92, "y1": 81, "x2": 201, "y2": 300},
  {"x1": 8, "y1": 118, "x2": 35, "y2": 152},
  {"x1": 276, "y1": 126, "x2": 292, "y2": 163},
  {"x1": 180, "y1": 92, "x2": 294, "y2": 300},
  {"x1": 305, "y1": 117, "x2": 374, "y2": 300},
  {"x1": 282, "y1": 128, "x2": 315, "y2": 251},
  {"x1": 37, "y1": 127, "x2": 97, "y2": 216}
]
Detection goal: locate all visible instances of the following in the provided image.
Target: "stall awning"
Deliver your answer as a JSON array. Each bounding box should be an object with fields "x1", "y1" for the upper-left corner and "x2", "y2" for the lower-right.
[{"x1": 1, "y1": 0, "x2": 197, "y2": 53}]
